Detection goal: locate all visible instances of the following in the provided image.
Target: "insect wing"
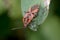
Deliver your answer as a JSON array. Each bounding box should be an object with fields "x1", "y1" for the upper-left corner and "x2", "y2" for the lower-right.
[
  {"x1": 23, "y1": 12, "x2": 34, "y2": 27},
  {"x1": 23, "y1": 13, "x2": 29, "y2": 27}
]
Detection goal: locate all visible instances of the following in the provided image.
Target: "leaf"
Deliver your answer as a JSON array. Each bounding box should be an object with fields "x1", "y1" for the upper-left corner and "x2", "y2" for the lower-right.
[{"x1": 21, "y1": 0, "x2": 50, "y2": 31}]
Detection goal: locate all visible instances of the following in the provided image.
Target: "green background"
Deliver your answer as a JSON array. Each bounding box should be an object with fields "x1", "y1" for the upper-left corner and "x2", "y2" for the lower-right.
[{"x1": 0, "y1": 0, "x2": 60, "y2": 40}]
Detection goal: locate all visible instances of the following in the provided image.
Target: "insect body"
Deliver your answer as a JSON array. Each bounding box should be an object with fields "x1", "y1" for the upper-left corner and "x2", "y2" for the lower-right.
[{"x1": 23, "y1": 5, "x2": 40, "y2": 28}]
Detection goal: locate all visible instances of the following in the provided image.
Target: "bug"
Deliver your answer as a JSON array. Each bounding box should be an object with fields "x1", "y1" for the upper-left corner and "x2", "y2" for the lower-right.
[{"x1": 23, "y1": 5, "x2": 40, "y2": 28}]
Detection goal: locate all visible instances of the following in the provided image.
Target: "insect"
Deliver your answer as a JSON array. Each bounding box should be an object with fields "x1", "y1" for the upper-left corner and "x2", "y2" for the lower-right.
[{"x1": 23, "y1": 5, "x2": 40, "y2": 28}]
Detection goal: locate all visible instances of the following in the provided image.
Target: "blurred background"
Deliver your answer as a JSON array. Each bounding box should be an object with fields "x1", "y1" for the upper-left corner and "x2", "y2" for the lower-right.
[{"x1": 0, "y1": 0, "x2": 60, "y2": 40}]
